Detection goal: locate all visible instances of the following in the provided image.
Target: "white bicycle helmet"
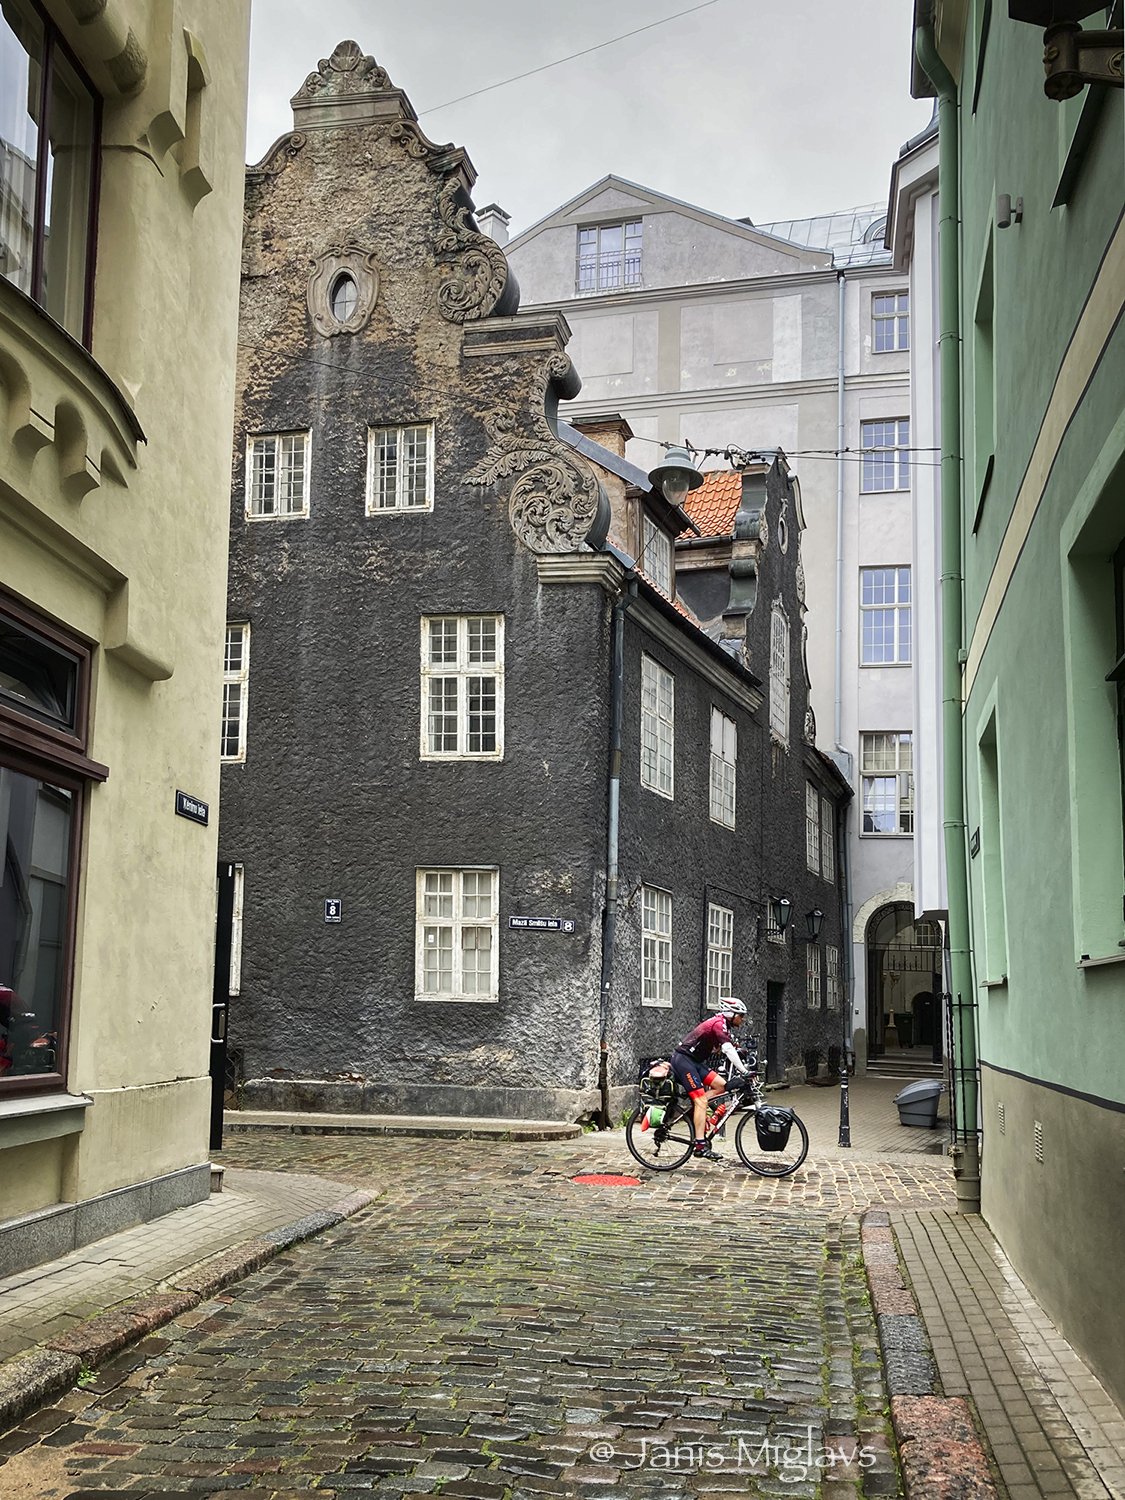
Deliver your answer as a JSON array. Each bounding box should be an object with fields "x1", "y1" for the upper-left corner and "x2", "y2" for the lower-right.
[{"x1": 717, "y1": 996, "x2": 747, "y2": 1019}]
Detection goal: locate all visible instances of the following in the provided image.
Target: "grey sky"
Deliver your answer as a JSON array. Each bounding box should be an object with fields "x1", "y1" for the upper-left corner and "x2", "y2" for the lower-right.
[{"x1": 247, "y1": 1, "x2": 932, "y2": 236}]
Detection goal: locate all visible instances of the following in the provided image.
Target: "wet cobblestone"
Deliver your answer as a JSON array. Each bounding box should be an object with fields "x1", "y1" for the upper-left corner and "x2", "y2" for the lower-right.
[{"x1": 0, "y1": 1132, "x2": 954, "y2": 1497}]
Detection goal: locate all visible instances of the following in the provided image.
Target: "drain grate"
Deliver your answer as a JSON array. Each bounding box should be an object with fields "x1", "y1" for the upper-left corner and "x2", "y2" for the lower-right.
[{"x1": 571, "y1": 1173, "x2": 642, "y2": 1187}]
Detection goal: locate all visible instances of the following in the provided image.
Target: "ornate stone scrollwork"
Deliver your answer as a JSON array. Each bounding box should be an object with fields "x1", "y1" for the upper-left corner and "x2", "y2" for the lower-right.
[
  {"x1": 295, "y1": 40, "x2": 389, "y2": 100},
  {"x1": 795, "y1": 557, "x2": 806, "y2": 605},
  {"x1": 307, "y1": 246, "x2": 379, "y2": 337},
  {"x1": 804, "y1": 707, "x2": 817, "y2": 745},
  {"x1": 465, "y1": 352, "x2": 604, "y2": 554},
  {"x1": 434, "y1": 177, "x2": 511, "y2": 325}
]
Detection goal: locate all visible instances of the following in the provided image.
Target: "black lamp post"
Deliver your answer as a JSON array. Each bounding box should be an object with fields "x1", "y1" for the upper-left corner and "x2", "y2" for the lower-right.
[
  {"x1": 1007, "y1": 2, "x2": 1123, "y2": 100},
  {"x1": 805, "y1": 907, "x2": 824, "y2": 941},
  {"x1": 770, "y1": 896, "x2": 792, "y2": 936}
]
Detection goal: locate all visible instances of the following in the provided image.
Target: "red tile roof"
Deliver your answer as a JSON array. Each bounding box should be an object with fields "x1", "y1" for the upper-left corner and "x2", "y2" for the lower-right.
[{"x1": 682, "y1": 470, "x2": 742, "y2": 538}]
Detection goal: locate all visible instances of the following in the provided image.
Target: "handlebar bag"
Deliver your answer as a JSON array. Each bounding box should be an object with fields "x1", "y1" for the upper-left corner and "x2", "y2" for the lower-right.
[{"x1": 755, "y1": 1105, "x2": 794, "y2": 1151}]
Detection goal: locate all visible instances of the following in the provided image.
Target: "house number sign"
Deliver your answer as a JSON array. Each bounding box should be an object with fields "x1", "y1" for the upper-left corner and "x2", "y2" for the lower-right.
[{"x1": 324, "y1": 899, "x2": 342, "y2": 923}]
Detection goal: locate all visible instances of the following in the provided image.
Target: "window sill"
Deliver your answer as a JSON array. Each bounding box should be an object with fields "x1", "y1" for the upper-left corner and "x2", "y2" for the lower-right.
[
  {"x1": 1076, "y1": 951, "x2": 1125, "y2": 970},
  {"x1": 245, "y1": 513, "x2": 310, "y2": 523},
  {"x1": 641, "y1": 784, "x2": 675, "y2": 802},
  {"x1": 859, "y1": 832, "x2": 913, "y2": 839},
  {"x1": 859, "y1": 661, "x2": 912, "y2": 669},
  {"x1": 980, "y1": 976, "x2": 1008, "y2": 990},
  {"x1": 0, "y1": 1091, "x2": 93, "y2": 1149},
  {"x1": 414, "y1": 994, "x2": 499, "y2": 1004},
  {"x1": 639, "y1": 999, "x2": 673, "y2": 1009}
]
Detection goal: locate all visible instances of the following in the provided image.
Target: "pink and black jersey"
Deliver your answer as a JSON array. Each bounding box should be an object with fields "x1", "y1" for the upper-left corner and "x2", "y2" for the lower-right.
[{"x1": 675, "y1": 1015, "x2": 733, "y2": 1061}]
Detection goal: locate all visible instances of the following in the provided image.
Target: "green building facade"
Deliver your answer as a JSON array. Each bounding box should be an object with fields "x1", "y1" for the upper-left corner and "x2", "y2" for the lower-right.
[{"x1": 913, "y1": 0, "x2": 1125, "y2": 1409}]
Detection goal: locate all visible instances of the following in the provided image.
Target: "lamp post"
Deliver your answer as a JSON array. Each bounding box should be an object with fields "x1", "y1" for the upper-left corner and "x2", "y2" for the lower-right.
[
  {"x1": 770, "y1": 896, "x2": 792, "y2": 936},
  {"x1": 805, "y1": 908, "x2": 824, "y2": 941}
]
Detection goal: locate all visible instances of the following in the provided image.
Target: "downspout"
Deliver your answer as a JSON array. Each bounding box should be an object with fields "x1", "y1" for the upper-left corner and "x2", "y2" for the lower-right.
[
  {"x1": 834, "y1": 270, "x2": 858, "y2": 1090},
  {"x1": 836, "y1": 796, "x2": 853, "y2": 1146},
  {"x1": 915, "y1": 18, "x2": 980, "y2": 1211},
  {"x1": 599, "y1": 576, "x2": 638, "y2": 1127}
]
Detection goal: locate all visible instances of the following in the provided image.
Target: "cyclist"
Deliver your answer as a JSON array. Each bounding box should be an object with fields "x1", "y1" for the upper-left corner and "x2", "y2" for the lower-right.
[{"x1": 672, "y1": 996, "x2": 750, "y2": 1160}]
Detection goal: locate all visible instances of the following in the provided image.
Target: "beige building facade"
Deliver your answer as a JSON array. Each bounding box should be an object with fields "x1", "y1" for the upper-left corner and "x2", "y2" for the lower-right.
[{"x1": 0, "y1": 0, "x2": 251, "y2": 1272}]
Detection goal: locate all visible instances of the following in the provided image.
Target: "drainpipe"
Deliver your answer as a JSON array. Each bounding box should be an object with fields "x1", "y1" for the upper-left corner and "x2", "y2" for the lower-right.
[
  {"x1": 915, "y1": 19, "x2": 980, "y2": 1212},
  {"x1": 598, "y1": 577, "x2": 638, "y2": 1127},
  {"x1": 834, "y1": 270, "x2": 847, "y2": 752},
  {"x1": 836, "y1": 796, "x2": 853, "y2": 1146}
]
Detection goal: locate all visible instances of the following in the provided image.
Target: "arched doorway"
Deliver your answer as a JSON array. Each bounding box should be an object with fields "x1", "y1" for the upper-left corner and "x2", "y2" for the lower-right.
[{"x1": 865, "y1": 903, "x2": 944, "y2": 1059}]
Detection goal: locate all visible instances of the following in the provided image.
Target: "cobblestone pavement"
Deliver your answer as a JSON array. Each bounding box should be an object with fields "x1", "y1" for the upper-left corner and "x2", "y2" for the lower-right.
[{"x1": 0, "y1": 1129, "x2": 955, "y2": 1499}]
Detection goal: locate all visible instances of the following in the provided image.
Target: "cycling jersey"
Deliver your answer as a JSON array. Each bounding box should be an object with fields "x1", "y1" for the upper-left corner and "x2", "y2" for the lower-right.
[{"x1": 675, "y1": 1014, "x2": 734, "y2": 1061}]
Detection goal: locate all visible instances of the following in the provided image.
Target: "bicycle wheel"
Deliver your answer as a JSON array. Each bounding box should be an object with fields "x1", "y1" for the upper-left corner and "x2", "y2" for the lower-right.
[
  {"x1": 734, "y1": 1108, "x2": 809, "y2": 1177},
  {"x1": 625, "y1": 1103, "x2": 696, "y2": 1171}
]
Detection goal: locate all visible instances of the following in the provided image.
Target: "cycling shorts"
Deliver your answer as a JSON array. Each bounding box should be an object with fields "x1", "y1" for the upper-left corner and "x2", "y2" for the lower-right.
[{"x1": 671, "y1": 1050, "x2": 721, "y2": 1099}]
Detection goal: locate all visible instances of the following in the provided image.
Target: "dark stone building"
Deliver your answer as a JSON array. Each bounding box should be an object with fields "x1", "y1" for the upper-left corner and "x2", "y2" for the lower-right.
[{"x1": 219, "y1": 41, "x2": 850, "y2": 1122}]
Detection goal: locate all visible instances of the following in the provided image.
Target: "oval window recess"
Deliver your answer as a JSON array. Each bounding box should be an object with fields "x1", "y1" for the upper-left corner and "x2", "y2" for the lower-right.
[
  {"x1": 778, "y1": 517, "x2": 788, "y2": 552},
  {"x1": 331, "y1": 273, "x2": 358, "y2": 322}
]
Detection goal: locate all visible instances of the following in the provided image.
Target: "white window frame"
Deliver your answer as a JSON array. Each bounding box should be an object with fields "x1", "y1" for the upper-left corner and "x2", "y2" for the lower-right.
[
  {"x1": 872, "y1": 291, "x2": 909, "y2": 352},
  {"x1": 576, "y1": 220, "x2": 643, "y2": 294},
  {"x1": 860, "y1": 418, "x2": 910, "y2": 493},
  {"x1": 826, "y1": 945, "x2": 840, "y2": 1010},
  {"x1": 642, "y1": 515, "x2": 673, "y2": 597},
  {"x1": 806, "y1": 942, "x2": 822, "y2": 1009},
  {"x1": 820, "y1": 796, "x2": 836, "y2": 883},
  {"x1": 641, "y1": 885, "x2": 673, "y2": 1007},
  {"x1": 245, "y1": 431, "x2": 311, "y2": 519},
  {"x1": 704, "y1": 902, "x2": 734, "y2": 1010},
  {"x1": 860, "y1": 567, "x2": 912, "y2": 665},
  {"x1": 221, "y1": 623, "x2": 250, "y2": 762},
  {"x1": 770, "y1": 606, "x2": 790, "y2": 745},
  {"x1": 806, "y1": 783, "x2": 820, "y2": 873},
  {"x1": 366, "y1": 422, "x2": 435, "y2": 514},
  {"x1": 640, "y1": 654, "x2": 675, "y2": 799},
  {"x1": 228, "y1": 863, "x2": 245, "y2": 996},
  {"x1": 709, "y1": 708, "x2": 737, "y2": 829},
  {"x1": 420, "y1": 615, "x2": 504, "y2": 761},
  {"x1": 415, "y1": 867, "x2": 499, "y2": 1003},
  {"x1": 861, "y1": 731, "x2": 914, "y2": 836}
]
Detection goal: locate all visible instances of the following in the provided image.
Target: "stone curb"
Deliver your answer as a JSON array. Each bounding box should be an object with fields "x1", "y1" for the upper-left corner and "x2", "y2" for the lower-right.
[
  {"x1": 861, "y1": 1209, "x2": 999, "y2": 1500},
  {"x1": 0, "y1": 1187, "x2": 374, "y2": 1435},
  {"x1": 224, "y1": 1114, "x2": 583, "y2": 1141}
]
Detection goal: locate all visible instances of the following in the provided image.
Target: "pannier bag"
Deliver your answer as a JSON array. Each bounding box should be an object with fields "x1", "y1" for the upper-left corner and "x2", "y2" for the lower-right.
[
  {"x1": 755, "y1": 1105, "x2": 794, "y2": 1151},
  {"x1": 638, "y1": 1058, "x2": 675, "y2": 1125}
]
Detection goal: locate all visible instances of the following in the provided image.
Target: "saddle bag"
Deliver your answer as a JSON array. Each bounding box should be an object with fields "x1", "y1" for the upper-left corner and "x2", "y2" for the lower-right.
[
  {"x1": 637, "y1": 1058, "x2": 675, "y2": 1124},
  {"x1": 755, "y1": 1105, "x2": 794, "y2": 1151}
]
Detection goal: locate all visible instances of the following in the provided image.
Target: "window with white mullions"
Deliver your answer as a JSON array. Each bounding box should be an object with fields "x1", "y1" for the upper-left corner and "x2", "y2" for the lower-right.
[
  {"x1": 873, "y1": 291, "x2": 909, "y2": 352},
  {"x1": 860, "y1": 418, "x2": 911, "y2": 493},
  {"x1": 705, "y1": 902, "x2": 733, "y2": 1009},
  {"x1": 861, "y1": 731, "x2": 914, "y2": 835},
  {"x1": 576, "y1": 220, "x2": 642, "y2": 293},
  {"x1": 640, "y1": 654, "x2": 674, "y2": 798},
  {"x1": 806, "y1": 784, "x2": 820, "y2": 873},
  {"x1": 826, "y1": 945, "x2": 840, "y2": 1010},
  {"x1": 769, "y1": 606, "x2": 790, "y2": 745},
  {"x1": 367, "y1": 423, "x2": 434, "y2": 513},
  {"x1": 421, "y1": 615, "x2": 503, "y2": 759},
  {"x1": 820, "y1": 796, "x2": 836, "y2": 882},
  {"x1": 860, "y1": 567, "x2": 912, "y2": 664},
  {"x1": 709, "y1": 708, "x2": 736, "y2": 828},
  {"x1": 641, "y1": 885, "x2": 672, "y2": 1007},
  {"x1": 416, "y1": 867, "x2": 498, "y2": 1001},
  {"x1": 642, "y1": 515, "x2": 672, "y2": 596},
  {"x1": 806, "y1": 942, "x2": 822, "y2": 1008},
  {"x1": 246, "y1": 432, "x2": 310, "y2": 518},
  {"x1": 221, "y1": 624, "x2": 250, "y2": 761}
]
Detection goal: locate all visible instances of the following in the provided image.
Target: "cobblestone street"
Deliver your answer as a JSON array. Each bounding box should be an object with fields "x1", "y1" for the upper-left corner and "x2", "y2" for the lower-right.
[{"x1": 0, "y1": 1126, "x2": 953, "y2": 1499}]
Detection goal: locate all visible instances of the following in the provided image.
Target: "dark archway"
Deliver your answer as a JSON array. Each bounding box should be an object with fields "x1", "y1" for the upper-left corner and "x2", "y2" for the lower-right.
[{"x1": 865, "y1": 902, "x2": 944, "y2": 1059}]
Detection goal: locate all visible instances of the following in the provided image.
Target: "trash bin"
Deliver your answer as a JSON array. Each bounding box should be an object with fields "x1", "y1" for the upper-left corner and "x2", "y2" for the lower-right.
[{"x1": 893, "y1": 1079, "x2": 943, "y2": 1128}]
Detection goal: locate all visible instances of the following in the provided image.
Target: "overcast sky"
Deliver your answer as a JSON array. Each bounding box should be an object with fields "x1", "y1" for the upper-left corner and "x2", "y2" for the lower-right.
[{"x1": 247, "y1": 1, "x2": 933, "y2": 236}]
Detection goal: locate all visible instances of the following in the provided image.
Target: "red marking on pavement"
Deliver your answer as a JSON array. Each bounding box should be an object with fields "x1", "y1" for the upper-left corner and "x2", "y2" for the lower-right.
[{"x1": 571, "y1": 1173, "x2": 642, "y2": 1187}]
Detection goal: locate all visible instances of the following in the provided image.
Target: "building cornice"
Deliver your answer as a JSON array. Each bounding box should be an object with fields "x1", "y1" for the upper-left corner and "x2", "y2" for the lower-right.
[{"x1": 535, "y1": 553, "x2": 625, "y2": 591}]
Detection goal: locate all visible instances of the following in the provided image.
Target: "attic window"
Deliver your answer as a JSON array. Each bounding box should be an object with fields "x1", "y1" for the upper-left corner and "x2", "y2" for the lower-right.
[
  {"x1": 332, "y1": 273, "x2": 358, "y2": 322},
  {"x1": 577, "y1": 221, "x2": 642, "y2": 294},
  {"x1": 642, "y1": 515, "x2": 672, "y2": 596}
]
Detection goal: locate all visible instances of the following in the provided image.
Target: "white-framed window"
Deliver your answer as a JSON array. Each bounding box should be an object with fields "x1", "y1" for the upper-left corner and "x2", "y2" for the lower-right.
[
  {"x1": 861, "y1": 732, "x2": 914, "y2": 835},
  {"x1": 806, "y1": 783, "x2": 820, "y2": 872},
  {"x1": 228, "y1": 863, "x2": 245, "y2": 997},
  {"x1": 416, "y1": 867, "x2": 498, "y2": 1002},
  {"x1": 420, "y1": 615, "x2": 503, "y2": 760},
  {"x1": 246, "y1": 431, "x2": 310, "y2": 518},
  {"x1": 826, "y1": 944, "x2": 840, "y2": 1010},
  {"x1": 709, "y1": 709, "x2": 736, "y2": 829},
  {"x1": 640, "y1": 654, "x2": 674, "y2": 798},
  {"x1": 641, "y1": 885, "x2": 673, "y2": 1007},
  {"x1": 221, "y1": 624, "x2": 250, "y2": 762},
  {"x1": 577, "y1": 220, "x2": 642, "y2": 293},
  {"x1": 860, "y1": 567, "x2": 912, "y2": 664},
  {"x1": 770, "y1": 605, "x2": 790, "y2": 745},
  {"x1": 806, "y1": 942, "x2": 822, "y2": 1009},
  {"x1": 704, "y1": 903, "x2": 734, "y2": 1010},
  {"x1": 367, "y1": 423, "x2": 434, "y2": 513},
  {"x1": 873, "y1": 291, "x2": 909, "y2": 352},
  {"x1": 642, "y1": 515, "x2": 673, "y2": 597},
  {"x1": 860, "y1": 418, "x2": 910, "y2": 493},
  {"x1": 766, "y1": 906, "x2": 786, "y2": 944},
  {"x1": 820, "y1": 797, "x2": 836, "y2": 883}
]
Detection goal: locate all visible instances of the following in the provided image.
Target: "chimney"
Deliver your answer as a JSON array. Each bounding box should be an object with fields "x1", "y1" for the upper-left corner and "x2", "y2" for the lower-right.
[
  {"x1": 568, "y1": 414, "x2": 634, "y2": 461},
  {"x1": 476, "y1": 203, "x2": 511, "y2": 246}
]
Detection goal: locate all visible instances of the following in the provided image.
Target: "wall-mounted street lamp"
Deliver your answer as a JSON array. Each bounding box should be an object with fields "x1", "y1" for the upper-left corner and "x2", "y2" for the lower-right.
[
  {"x1": 805, "y1": 907, "x2": 824, "y2": 942},
  {"x1": 770, "y1": 896, "x2": 792, "y2": 935},
  {"x1": 647, "y1": 445, "x2": 704, "y2": 508},
  {"x1": 1007, "y1": 2, "x2": 1123, "y2": 100}
]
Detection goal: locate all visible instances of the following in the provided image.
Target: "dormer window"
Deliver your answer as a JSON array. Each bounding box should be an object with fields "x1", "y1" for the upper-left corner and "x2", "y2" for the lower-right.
[
  {"x1": 331, "y1": 273, "x2": 358, "y2": 322},
  {"x1": 642, "y1": 515, "x2": 672, "y2": 596},
  {"x1": 576, "y1": 221, "x2": 642, "y2": 294}
]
